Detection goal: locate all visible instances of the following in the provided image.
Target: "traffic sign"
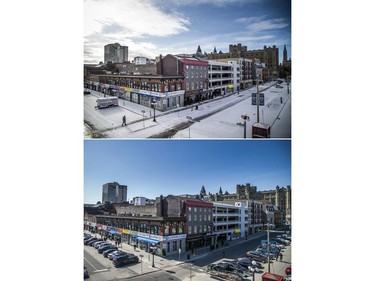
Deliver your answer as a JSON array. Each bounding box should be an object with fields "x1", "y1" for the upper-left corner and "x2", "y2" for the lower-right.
[{"x1": 252, "y1": 93, "x2": 265, "y2": 106}]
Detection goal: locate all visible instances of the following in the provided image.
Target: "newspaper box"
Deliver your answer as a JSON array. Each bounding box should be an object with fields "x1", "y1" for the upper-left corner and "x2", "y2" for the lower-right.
[{"x1": 262, "y1": 272, "x2": 284, "y2": 281}]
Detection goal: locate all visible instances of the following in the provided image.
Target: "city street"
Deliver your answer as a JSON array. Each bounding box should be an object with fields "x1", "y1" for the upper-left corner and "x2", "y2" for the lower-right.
[
  {"x1": 84, "y1": 228, "x2": 291, "y2": 281},
  {"x1": 84, "y1": 81, "x2": 291, "y2": 139}
]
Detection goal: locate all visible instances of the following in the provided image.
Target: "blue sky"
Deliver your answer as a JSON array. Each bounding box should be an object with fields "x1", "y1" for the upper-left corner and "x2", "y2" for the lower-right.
[
  {"x1": 84, "y1": 0, "x2": 291, "y2": 64},
  {"x1": 84, "y1": 140, "x2": 291, "y2": 204}
]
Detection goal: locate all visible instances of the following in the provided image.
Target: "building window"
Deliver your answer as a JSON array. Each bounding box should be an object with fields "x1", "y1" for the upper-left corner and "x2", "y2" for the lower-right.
[
  {"x1": 194, "y1": 226, "x2": 197, "y2": 234},
  {"x1": 199, "y1": 215, "x2": 202, "y2": 221},
  {"x1": 188, "y1": 226, "x2": 192, "y2": 234},
  {"x1": 191, "y1": 82, "x2": 194, "y2": 90},
  {"x1": 194, "y1": 214, "x2": 197, "y2": 221},
  {"x1": 186, "y1": 83, "x2": 189, "y2": 91},
  {"x1": 203, "y1": 225, "x2": 207, "y2": 232},
  {"x1": 188, "y1": 214, "x2": 191, "y2": 221}
]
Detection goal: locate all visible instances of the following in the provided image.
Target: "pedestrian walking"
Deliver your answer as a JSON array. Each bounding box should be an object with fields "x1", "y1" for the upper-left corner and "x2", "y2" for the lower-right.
[
  {"x1": 279, "y1": 253, "x2": 283, "y2": 262},
  {"x1": 276, "y1": 252, "x2": 279, "y2": 261},
  {"x1": 122, "y1": 115, "x2": 126, "y2": 126}
]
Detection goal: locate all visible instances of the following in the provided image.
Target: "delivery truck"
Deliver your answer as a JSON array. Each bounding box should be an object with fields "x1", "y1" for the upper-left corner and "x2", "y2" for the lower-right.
[{"x1": 96, "y1": 97, "x2": 118, "y2": 109}]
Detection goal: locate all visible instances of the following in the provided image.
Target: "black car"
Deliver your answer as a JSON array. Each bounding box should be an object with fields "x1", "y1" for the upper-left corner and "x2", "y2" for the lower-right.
[
  {"x1": 236, "y1": 257, "x2": 263, "y2": 269},
  {"x1": 84, "y1": 266, "x2": 89, "y2": 279},
  {"x1": 113, "y1": 254, "x2": 139, "y2": 267},
  {"x1": 98, "y1": 244, "x2": 117, "y2": 254},
  {"x1": 207, "y1": 263, "x2": 244, "y2": 280},
  {"x1": 88, "y1": 238, "x2": 103, "y2": 246}
]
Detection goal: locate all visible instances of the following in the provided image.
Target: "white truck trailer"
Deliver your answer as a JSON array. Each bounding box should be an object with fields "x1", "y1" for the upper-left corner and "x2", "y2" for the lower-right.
[{"x1": 96, "y1": 97, "x2": 118, "y2": 109}]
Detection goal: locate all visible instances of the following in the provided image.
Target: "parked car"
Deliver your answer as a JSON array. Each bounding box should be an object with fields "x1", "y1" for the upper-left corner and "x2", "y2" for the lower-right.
[
  {"x1": 236, "y1": 258, "x2": 262, "y2": 271},
  {"x1": 103, "y1": 248, "x2": 118, "y2": 258},
  {"x1": 246, "y1": 251, "x2": 268, "y2": 263},
  {"x1": 84, "y1": 266, "x2": 89, "y2": 279},
  {"x1": 98, "y1": 244, "x2": 117, "y2": 254},
  {"x1": 207, "y1": 263, "x2": 246, "y2": 280},
  {"x1": 88, "y1": 238, "x2": 103, "y2": 246},
  {"x1": 225, "y1": 261, "x2": 254, "y2": 274},
  {"x1": 108, "y1": 250, "x2": 127, "y2": 260},
  {"x1": 94, "y1": 241, "x2": 110, "y2": 249},
  {"x1": 113, "y1": 254, "x2": 139, "y2": 267},
  {"x1": 84, "y1": 237, "x2": 98, "y2": 245}
]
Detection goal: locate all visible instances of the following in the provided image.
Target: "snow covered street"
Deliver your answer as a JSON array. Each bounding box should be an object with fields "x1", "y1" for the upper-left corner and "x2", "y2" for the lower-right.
[{"x1": 84, "y1": 81, "x2": 291, "y2": 138}]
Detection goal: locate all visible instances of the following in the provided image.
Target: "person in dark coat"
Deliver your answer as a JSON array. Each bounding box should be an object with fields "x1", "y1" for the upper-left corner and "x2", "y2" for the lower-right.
[{"x1": 122, "y1": 115, "x2": 126, "y2": 126}]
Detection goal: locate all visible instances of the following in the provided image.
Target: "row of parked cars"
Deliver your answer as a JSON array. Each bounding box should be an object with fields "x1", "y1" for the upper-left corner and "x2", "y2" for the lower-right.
[
  {"x1": 207, "y1": 257, "x2": 264, "y2": 280},
  {"x1": 207, "y1": 233, "x2": 292, "y2": 281},
  {"x1": 84, "y1": 233, "x2": 139, "y2": 268}
]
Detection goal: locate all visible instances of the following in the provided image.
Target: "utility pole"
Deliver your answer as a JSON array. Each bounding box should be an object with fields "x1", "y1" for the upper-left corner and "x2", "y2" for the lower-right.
[
  {"x1": 267, "y1": 223, "x2": 270, "y2": 273},
  {"x1": 256, "y1": 76, "x2": 260, "y2": 123}
]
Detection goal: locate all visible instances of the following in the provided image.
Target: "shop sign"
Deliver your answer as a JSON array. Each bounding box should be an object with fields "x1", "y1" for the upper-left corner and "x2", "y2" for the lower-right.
[
  {"x1": 123, "y1": 229, "x2": 130, "y2": 234},
  {"x1": 162, "y1": 234, "x2": 187, "y2": 241},
  {"x1": 116, "y1": 228, "x2": 123, "y2": 233}
]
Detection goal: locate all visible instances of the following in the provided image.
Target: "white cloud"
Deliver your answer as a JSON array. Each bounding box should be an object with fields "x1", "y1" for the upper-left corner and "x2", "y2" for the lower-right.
[
  {"x1": 157, "y1": 0, "x2": 260, "y2": 7},
  {"x1": 235, "y1": 16, "x2": 289, "y2": 32},
  {"x1": 84, "y1": 0, "x2": 190, "y2": 63}
]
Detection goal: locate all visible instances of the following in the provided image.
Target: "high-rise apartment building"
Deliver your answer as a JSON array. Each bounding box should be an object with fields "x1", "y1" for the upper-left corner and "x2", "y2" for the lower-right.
[
  {"x1": 102, "y1": 182, "x2": 127, "y2": 203},
  {"x1": 104, "y1": 43, "x2": 128, "y2": 63}
]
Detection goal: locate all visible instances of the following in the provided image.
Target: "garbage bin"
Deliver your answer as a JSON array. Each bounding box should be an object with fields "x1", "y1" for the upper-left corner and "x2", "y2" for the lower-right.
[{"x1": 187, "y1": 254, "x2": 190, "y2": 260}]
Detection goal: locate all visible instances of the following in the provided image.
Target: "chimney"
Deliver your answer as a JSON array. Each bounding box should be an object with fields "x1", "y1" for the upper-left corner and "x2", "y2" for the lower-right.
[{"x1": 159, "y1": 54, "x2": 163, "y2": 75}]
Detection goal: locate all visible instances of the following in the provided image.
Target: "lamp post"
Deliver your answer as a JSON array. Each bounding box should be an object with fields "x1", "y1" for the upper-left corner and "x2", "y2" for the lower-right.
[
  {"x1": 241, "y1": 113, "x2": 250, "y2": 138},
  {"x1": 151, "y1": 99, "x2": 157, "y2": 122},
  {"x1": 141, "y1": 110, "x2": 145, "y2": 128},
  {"x1": 267, "y1": 222, "x2": 270, "y2": 273},
  {"x1": 152, "y1": 249, "x2": 155, "y2": 267},
  {"x1": 249, "y1": 266, "x2": 255, "y2": 281}
]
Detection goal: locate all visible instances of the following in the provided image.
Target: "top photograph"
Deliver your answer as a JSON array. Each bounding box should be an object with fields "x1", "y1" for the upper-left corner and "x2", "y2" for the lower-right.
[{"x1": 84, "y1": 0, "x2": 291, "y2": 139}]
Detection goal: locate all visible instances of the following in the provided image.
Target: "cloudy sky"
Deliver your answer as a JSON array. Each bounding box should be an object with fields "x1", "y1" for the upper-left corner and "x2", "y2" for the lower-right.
[{"x1": 84, "y1": 0, "x2": 291, "y2": 64}]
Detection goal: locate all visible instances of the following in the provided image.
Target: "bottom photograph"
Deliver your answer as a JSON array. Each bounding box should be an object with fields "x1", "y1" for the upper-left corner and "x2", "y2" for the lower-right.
[{"x1": 84, "y1": 140, "x2": 291, "y2": 281}]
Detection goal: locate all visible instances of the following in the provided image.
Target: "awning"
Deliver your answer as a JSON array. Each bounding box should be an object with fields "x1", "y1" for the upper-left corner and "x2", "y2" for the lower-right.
[
  {"x1": 135, "y1": 236, "x2": 160, "y2": 245},
  {"x1": 109, "y1": 229, "x2": 116, "y2": 234}
]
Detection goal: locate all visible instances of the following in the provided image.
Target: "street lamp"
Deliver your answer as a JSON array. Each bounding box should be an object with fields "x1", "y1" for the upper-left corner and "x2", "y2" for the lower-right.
[
  {"x1": 241, "y1": 113, "x2": 250, "y2": 138},
  {"x1": 152, "y1": 249, "x2": 155, "y2": 267},
  {"x1": 249, "y1": 265, "x2": 255, "y2": 281},
  {"x1": 151, "y1": 99, "x2": 157, "y2": 122},
  {"x1": 141, "y1": 110, "x2": 145, "y2": 128}
]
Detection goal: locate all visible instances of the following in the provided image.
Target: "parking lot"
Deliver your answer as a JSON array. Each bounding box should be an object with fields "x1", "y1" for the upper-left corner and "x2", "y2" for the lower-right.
[{"x1": 84, "y1": 238, "x2": 160, "y2": 280}]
